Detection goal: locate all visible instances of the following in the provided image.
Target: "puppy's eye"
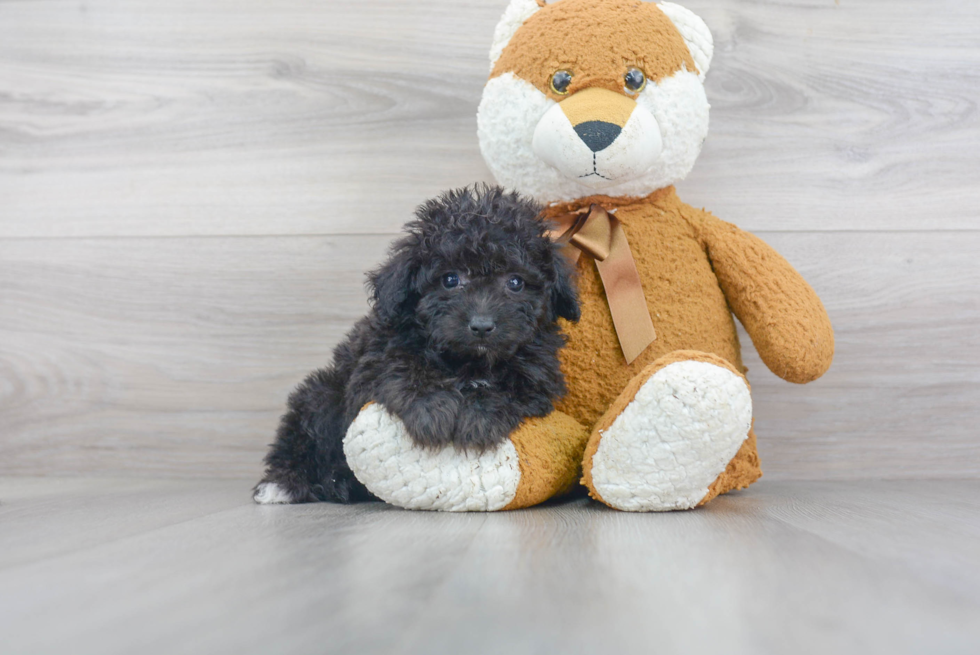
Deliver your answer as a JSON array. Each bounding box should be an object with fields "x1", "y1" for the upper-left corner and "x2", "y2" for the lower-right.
[
  {"x1": 506, "y1": 275, "x2": 525, "y2": 292},
  {"x1": 442, "y1": 272, "x2": 460, "y2": 289},
  {"x1": 550, "y1": 70, "x2": 573, "y2": 95},
  {"x1": 624, "y1": 67, "x2": 646, "y2": 94}
]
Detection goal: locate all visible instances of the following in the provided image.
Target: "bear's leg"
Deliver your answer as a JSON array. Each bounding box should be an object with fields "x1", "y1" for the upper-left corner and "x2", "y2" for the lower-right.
[
  {"x1": 343, "y1": 404, "x2": 589, "y2": 511},
  {"x1": 698, "y1": 426, "x2": 762, "y2": 506},
  {"x1": 581, "y1": 350, "x2": 757, "y2": 511}
]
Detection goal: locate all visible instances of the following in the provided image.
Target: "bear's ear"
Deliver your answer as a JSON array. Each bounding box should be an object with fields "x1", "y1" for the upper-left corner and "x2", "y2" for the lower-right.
[
  {"x1": 489, "y1": 0, "x2": 546, "y2": 71},
  {"x1": 657, "y1": 2, "x2": 714, "y2": 81}
]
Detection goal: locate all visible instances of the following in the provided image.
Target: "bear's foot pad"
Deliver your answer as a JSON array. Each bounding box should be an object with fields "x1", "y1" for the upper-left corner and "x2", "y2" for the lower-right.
[{"x1": 590, "y1": 360, "x2": 752, "y2": 511}]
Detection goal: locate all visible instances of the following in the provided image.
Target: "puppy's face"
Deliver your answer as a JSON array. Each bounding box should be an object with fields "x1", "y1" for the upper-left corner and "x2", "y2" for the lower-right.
[
  {"x1": 416, "y1": 264, "x2": 549, "y2": 360},
  {"x1": 369, "y1": 186, "x2": 579, "y2": 361}
]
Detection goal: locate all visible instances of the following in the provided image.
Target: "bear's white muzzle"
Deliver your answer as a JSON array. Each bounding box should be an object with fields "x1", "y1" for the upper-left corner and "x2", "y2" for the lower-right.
[{"x1": 532, "y1": 92, "x2": 663, "y2": 189}]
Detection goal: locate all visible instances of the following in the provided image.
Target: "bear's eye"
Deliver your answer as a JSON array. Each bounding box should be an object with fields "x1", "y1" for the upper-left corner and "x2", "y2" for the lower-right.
[
  {"x1": 506, "y1": 275, "x2": 525, "y2": 292},
  {"x1": 550, "y1": 70, "x2": 573, "y2": 95},
  {"x1": 624, "y1": 67, "x2": 647, "y2": 94},
  {"x1": 442, "y1": 272, "x2": 460, "y2": 289}
]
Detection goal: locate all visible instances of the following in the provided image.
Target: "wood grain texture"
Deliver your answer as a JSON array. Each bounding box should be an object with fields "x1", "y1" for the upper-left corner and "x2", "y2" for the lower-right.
[
  {"x1": 1, "y1": 0, "x2": 978, "y2": 237},
  {"x1": 1, "y1": 231, "x2": 977, "y2": 480},
  {"x1": 0, "y1": 477, "x2": 978, "y2": 655},
  {"x1": 0, "y1": 235, "x2": 388, "y2": 478},
  {"x1": 1, "y1": 0, "x2": 978, "y2": 480},
  {"x1": 0, "y1": 477, "x2": 247, "y2": 569}
]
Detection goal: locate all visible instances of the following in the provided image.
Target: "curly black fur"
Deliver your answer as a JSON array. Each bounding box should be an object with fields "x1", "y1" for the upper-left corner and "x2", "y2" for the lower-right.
[{"x1": 255, "y1": 185, "x2": 580, "y2": 504}]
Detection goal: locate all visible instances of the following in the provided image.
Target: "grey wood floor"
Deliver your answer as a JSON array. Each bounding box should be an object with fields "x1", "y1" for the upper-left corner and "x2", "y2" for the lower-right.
[{"x1": 1, "y1": 477, "x2": 978, "y2": 655}]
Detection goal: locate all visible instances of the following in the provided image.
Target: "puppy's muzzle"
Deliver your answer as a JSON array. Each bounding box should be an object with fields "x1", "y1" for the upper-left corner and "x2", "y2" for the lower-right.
[{"x1": 468, "y1": 315, "x2": 496, "y2": 338}]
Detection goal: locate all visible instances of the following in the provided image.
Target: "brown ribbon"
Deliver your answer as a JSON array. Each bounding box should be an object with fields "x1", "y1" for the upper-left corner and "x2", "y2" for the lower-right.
[{"x1": 549, "y1": 204, "x2": 656, "y2": 364}]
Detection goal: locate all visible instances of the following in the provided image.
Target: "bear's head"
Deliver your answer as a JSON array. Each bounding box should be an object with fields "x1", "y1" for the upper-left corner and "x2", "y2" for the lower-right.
[{"x1": 477, "y1": 0, "x2": 713, "y2": 204}]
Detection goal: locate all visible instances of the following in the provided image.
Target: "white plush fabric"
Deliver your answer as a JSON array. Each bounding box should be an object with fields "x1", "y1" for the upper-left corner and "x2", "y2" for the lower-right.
[
  {"x1": 488, "y1": 0, "x2": 543, "y2": 71},
  {"x1": 657, "y1": 2, "x2": 714, "y2": 81},
  {"x1": 478, "y1": 70, "x2": 709, "y2": 204},
  {"x1": 531, "y1": 96, "x2": 663, "y2": 190},
  {"x1": 343, "y1": 404, "x2": 521, "y2": 512},
  {"x1": 590, "y1": 361, "x2": 752, "y2": 512}
]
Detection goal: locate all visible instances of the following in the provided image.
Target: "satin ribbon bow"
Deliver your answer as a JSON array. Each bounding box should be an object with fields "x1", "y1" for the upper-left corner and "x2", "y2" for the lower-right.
[{"x1": 549, "y1": 204, "x2": 656, "y2": 364}]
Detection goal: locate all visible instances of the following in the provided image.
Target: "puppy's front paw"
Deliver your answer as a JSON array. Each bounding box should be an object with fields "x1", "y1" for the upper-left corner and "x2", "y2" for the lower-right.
[
  {"x1": 252, "y1": 478, "x2": 314, "y2": 505},
  {"x1": 253, "y1": 481, "x2": 295, "y2": 505},
  {"x1": 454, "y1": 406, "x2": 513, "y2": 451},
  {"x1": 397, "y1": 392, "x2": 460, "y2": 449}
]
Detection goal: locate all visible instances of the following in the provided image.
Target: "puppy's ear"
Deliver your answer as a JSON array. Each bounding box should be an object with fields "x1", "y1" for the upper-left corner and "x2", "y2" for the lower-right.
[
  {"x1": 367, "y1": 243, "x2": 419, "y2": 325},
  {"x1": 549, "y1": 251, "x2": 581, "y2": 322}
]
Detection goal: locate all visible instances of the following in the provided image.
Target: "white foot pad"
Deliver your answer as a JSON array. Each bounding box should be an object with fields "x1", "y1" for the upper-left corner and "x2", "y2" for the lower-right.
[
  {"x1": 253, "y1": 482, "x2": 294, "y2": 505},
  {"x1": 343, "y1": 403, "x2": 521, "y2": 512},
  {"x1": 590, "y1": 360, "x2": 752, "y2": 512}
]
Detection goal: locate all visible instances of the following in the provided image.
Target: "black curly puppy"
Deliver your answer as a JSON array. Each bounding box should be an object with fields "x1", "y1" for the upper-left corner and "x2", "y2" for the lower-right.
[{"x1": 254, "y1": 185, "x2": 580, "y2": 504}]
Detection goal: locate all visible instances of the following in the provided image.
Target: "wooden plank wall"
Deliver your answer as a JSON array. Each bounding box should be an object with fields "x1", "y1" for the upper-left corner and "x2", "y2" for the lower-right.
[{"x1": 1, "y1": 0, "x2": 978, "y2": 481}]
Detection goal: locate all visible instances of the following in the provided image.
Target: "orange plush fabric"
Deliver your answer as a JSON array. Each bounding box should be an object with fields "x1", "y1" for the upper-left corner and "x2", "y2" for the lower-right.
[
  {"x1": 695, "y1": 216, "x2": 835, "y2": 384},
  {"x1": 492, "y1": 0, "x2": 697, "y2": 97},
  {"x1": 502, "y1": 411, "x2": 591, "y2": 510},
  {"x1": 543, "y1": 188, "x2": 745, "y2": 429},
  {"x1": 543, "y1": 187, "x2": 831, "y2": 498}
]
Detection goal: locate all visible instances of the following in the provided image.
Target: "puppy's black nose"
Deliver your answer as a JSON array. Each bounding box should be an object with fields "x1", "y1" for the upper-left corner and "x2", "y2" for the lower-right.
[
  {"x1": 468, "y1": 316, "x2": 496, "y2": 338},
  {"x1": 574, "y1": 120, "x2": 622, "y2": 153}
]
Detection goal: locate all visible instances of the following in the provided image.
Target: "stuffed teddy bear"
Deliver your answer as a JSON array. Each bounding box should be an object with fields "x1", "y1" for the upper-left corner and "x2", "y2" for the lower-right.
[{"x1": 343, "y1": 0, "x2": 833, "y2": 512}]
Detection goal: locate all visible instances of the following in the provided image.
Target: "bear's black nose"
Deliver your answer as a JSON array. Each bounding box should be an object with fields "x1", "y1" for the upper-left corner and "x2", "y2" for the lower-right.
[
  {"x1": 574, "y1": 120, "x2": 622, "y2": 153},
  {"x1": 469, "y1": 316, "x2": 496, "y2": 338}
]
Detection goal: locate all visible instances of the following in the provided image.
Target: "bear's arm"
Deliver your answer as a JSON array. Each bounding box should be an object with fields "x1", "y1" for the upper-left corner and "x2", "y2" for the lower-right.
[{"x1": 693, "y1": 211, "x2": 834, "y2": 384}]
